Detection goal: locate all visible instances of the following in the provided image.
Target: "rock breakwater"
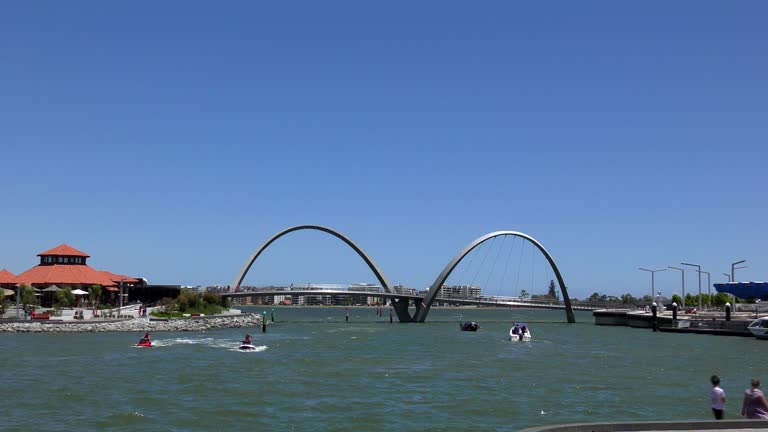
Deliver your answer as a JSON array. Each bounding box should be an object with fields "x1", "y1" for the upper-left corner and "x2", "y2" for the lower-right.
[{"x1": 0, "y1": 313, "x2": 263, "y2": 333}]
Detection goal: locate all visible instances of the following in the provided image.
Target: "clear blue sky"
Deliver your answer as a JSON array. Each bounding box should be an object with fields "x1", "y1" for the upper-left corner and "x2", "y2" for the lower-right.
[{"x1": 2, "y1": 1, "x2": 766, "y2": 299}]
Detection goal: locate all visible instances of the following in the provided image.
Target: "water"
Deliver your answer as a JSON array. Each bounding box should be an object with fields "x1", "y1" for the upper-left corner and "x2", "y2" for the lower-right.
[{"x1": 1, "y1": 307, "x2": 765, "y2": 431}]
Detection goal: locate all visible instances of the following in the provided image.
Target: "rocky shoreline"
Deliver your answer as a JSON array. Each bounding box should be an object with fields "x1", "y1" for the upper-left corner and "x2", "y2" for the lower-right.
[{"x1": 0, "y1": 313, "x2": 263, "y2": 333}]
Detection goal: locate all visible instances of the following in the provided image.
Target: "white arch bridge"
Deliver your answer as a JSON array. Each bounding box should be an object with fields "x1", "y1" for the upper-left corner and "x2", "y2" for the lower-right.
[{"x1": 230, "y1": 225, "x2": 579, "y2": 323}]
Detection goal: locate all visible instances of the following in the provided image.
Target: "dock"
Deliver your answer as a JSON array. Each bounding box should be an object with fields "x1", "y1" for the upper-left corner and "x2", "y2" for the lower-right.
[{"x1": 593, "y1": 309, "x2": 754, "y2": 337}]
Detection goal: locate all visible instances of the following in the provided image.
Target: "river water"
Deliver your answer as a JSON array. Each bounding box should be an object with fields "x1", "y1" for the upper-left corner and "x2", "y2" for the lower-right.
[{"x1": 1, "y1": 307, "x2": 765, "y2": 431}]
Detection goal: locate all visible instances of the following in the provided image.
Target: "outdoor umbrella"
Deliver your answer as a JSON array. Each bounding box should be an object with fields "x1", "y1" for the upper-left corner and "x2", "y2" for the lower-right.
[
  {"x1": 71, "y1": 289, "x2": 89, "y2": 295},
  {"x1": 1, "y1": 288, "x2": 13, "y2": 296},
  {"x1": 42, "y1": 285, "x2": 61, "y2": 292}
]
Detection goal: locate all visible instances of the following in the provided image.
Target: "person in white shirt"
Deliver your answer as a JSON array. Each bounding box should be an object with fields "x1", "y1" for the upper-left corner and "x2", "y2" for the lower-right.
[{"x1": 711, "y1": 375, "x2": 726, "y2": 420}]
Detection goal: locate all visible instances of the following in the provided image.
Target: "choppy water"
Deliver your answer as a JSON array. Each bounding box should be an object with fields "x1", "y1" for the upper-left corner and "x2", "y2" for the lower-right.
[{"x1": 1, "y1": 307, "x2": 765, "y2": 431}]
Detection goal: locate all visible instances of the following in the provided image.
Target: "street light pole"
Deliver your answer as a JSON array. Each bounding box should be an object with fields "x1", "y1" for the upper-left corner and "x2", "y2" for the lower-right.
[
  {"x1": 668, "y1": 266, "x2": 685, "y2": 308},
  {"x1": 698, "y1": 270, "x2": 711, "y2": 309},
  {"x1": 639, "y1": 268, "x2": 666, "y2": 302},
  {"x1": 731, "y1": 260, "x2": 746, "y2": 283},
  {"x1": 722, "y1": 273, "x2": 731, "y2": 282},
  {"x1": 119, "y1": 278, "x2": 125, "y2": 314},
  {"x1": 681, "y1": 262, "x2": 702, "y2": 310}
]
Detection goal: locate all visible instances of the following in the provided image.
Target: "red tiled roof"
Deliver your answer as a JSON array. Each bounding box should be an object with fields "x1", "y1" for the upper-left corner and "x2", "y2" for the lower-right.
[
  {"x1": 0, "y1": 269, "x2": 18, "y2": 284},
  {"x1": 15, "y1": 264, "x2": 135, "y2": 287},
  {"x1": 99, "y1": 270, "x2": 140, "y2": 284},
  {"x1": 37, "y1": 244, "x2": 90, "y2": 258}
]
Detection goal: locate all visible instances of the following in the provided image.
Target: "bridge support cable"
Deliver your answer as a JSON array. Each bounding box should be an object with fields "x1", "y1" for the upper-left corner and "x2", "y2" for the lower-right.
[
  {"x1": 497, "y1": 236, "x2": 516, "y2": 298},
  {"x1": 482, "y1": 234, "x2": 506, "y2": 298},
  {"x1": 467, "y1": 236, "x2": 495, "y2": 290},
  {"x1": 415, "y1": 230, "x2": 575, "y2": 323}
]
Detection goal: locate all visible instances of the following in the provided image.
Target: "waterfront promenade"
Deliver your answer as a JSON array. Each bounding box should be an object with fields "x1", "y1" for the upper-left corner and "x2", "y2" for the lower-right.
[{"x1": 521, "y1": 419, "x2": 768, "y2": 432}]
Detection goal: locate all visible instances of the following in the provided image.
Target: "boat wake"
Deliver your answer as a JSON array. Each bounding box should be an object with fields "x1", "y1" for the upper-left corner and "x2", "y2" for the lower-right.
[{"x1": 143, "y1": 337, "x2": 268, "y2": 352}]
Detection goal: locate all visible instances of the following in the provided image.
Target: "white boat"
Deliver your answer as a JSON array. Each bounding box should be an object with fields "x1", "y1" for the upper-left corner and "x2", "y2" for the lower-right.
[
  {"x1": 509, "y1": 329, "x2": 532, "y2": 342},
  {"x1": 239, "y1": 343, "x2": 258, "y2": 351},
  {"x1": 509, "y1": 322, "x2": 532, "y2": 342},
  {"x1": 748, "y1": 317, "x2": 768, "y2": 340}
]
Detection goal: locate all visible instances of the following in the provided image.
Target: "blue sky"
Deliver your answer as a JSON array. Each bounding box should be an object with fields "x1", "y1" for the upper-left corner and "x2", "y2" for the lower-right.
[{"x1": 1, "y1": 1, "x2": 766, "y2": 299}]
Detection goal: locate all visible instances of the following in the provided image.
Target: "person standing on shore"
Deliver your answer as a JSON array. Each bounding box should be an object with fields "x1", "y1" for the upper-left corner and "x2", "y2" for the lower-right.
[
  {"x1": 710, "y1": 375, "x2": 726, "y2": 420},
  {"x1": 742, "y1": 378, "x2": 768, "y2": 419}
]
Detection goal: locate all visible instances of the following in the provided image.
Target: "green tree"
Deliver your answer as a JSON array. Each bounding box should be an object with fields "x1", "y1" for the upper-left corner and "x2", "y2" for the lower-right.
[
  {"x1": 620, "y1": 293, "x2": 637, "y2": 304},
  {"x1": 520, "y1": 289, "x2": 529, "y2": 299},
  {"x1": 685, "y1": 293, "x2": 697, "y2": 308},
  {"x1": 547, "y1": 280, "x2": 559, "y2": 300},
  {"x1": 159, "y1": 297, "x2": 176, "y2": 314},
  {"x1": 18, "y1": 284, "x2": 39, "y2": 308},
  {"x1": 712, "y1": 292, "x2": 731, "y2": 307},
  {"x1": 88, "y1": 285, "x2": 102, "y2": 307},
  {"x1": 671, "y1": 294, "x2": 683, "y2": 306},
  {"x1": 56, "y1": 287, "x2": 75, "y2": 308}
]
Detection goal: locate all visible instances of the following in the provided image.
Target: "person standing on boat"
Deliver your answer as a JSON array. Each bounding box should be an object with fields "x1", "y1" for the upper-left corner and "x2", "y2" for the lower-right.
[
  {"x1": 742, "y1": 378, "x2": 768, "y2": 419},
  {"x1": 710, "y1": 375, "x2": 726, "y2": 420}
]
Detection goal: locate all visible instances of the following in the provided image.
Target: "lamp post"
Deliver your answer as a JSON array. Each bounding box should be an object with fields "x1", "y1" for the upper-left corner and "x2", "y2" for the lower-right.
[
  {"x1": 681, "y1": 262, "x2": 702, "y2": 310},
  {"x1": 697, "y1": 270, "x2": 711, "y2": 309},
  {"x1": 668, "y1": 266, "x2": 686, "y2": 308},
  {"x1": 730, "y1": 260, "x2": 748, "y2": 304},
  {"x1": 119, "y1": 278, "x2": 126, "y2": 313},
  {"x1": 639, "y1": 268, "x2": 666, "y2": 302},
  {"x1": 731, "y1": 260, "x2": 746, "y2": 283},
  {"x1": 722, "y1": 273, "x2": 731, "y2": 282}
]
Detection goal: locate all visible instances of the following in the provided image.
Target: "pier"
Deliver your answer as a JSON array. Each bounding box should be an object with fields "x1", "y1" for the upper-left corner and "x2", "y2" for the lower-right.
[{"x1": 593, "y1": 309, "x2": 755, "y2": 336}]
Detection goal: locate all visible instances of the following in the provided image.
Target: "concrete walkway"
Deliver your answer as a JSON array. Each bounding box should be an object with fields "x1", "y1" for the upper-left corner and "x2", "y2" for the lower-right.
[{"x1": 520, "y1": 419, "x2": 768, "y2": 432}]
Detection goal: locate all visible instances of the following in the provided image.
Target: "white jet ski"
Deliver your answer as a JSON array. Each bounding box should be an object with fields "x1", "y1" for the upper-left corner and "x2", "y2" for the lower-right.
[{"x1": 239, "y1": 343, "x2": 258, "y2": 351}]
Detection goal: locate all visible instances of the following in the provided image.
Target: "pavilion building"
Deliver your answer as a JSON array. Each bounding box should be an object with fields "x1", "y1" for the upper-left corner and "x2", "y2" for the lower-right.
[{"x1": 14, "y1": 244, "x2": 140, "y2": 292}]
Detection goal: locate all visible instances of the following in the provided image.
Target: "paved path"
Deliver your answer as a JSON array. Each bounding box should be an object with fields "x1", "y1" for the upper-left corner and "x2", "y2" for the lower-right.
[{"x1": 520, "y1": 420, "x2": 768, "y2": 432}]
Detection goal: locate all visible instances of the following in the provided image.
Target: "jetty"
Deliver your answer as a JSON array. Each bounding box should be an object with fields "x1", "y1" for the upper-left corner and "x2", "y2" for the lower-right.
[{"x1": 593, "y1": 308, "x2": 755, "y2": 337}]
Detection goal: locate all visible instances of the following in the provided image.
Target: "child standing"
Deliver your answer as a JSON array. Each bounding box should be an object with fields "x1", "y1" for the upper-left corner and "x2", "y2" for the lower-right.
[{"x1": 711, "y1": 375, "x2": 726, "y2": 420}]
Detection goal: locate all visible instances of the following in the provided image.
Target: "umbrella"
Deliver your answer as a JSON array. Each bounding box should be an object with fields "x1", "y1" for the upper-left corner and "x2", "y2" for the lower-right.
[
  {"x1": 2, "y1": 288, "x2": 13, "y2": 296},
  {"x1": 71, "y1": 289, "x2": 88, "y2": 295},
  {"x1": 42, "y1": 285, "x2": 62, "y2": 292}
]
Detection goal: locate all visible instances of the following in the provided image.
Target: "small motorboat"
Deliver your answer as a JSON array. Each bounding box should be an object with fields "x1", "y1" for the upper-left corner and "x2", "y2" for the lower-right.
[
  {"x1": 509, "y1": 322, "x2": 532, "y2": 342},
  {"x1": 136, "y1": 338, "x2": 154, "y2": 347},
  {"x1": 748, "y1": 317, "x2": 768, "y2": 340},
  {"x1": 239, "y1": 343, "x2": 258, "y2": 351},
  {"x1": 460, "y1": 321, "x2": 479, "y2": 332}
]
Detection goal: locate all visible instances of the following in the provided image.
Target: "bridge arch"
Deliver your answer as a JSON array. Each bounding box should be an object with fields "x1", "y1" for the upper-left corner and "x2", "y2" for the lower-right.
[
  {"x1": 414, "y1": 231, "x2": 575, "y2": 323},
  {"x1": 231, "y1": 225, "x2": 395, "y2": 295}
]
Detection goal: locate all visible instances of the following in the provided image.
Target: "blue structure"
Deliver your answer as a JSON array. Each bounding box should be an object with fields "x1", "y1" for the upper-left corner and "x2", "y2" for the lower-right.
[{"x1": 715, "y1": 282, "x2": 768, "y2": 300}]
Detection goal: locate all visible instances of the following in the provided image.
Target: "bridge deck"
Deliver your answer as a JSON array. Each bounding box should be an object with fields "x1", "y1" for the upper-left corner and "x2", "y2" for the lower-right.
[{"x1": 221, "y1": 289, "x2": 597, "y2": 311}]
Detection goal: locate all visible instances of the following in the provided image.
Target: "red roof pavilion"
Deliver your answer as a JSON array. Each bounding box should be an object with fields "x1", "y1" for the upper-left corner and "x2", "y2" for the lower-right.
[{"x1": 15, "y1": 244, "x2": 139, "y2": 288}]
